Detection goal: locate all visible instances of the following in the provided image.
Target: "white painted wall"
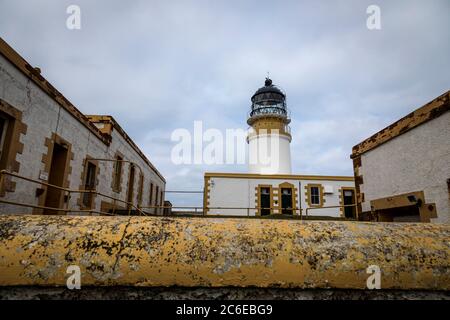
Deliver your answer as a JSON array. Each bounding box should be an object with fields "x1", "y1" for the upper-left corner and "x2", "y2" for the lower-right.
[
  {"x1": 0, "y1": 54, "x2": 165, "y2": 215},
  {"x1": 207, "y1": 176, "x2": 355, "y2": 217},
  {"x1": 248, "y1": 134, "x2": 292, "y2": 174},
  {"x1": 300, "y1": 179, "x2": 355, "y2": 217},
  {"x1": 359, "y1": 111, "x2": 450, "y2": 223}
]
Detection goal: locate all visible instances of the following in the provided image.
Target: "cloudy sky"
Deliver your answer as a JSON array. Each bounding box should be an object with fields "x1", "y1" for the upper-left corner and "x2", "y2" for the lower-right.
[{"x1": 1, "y1": 0, "x2": 449, "y2": 206}]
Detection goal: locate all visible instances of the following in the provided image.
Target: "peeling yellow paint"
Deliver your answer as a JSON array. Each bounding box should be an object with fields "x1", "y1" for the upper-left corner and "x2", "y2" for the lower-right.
[{"x1": 0, "y1": 215, "x2": 448, "y2": 290}]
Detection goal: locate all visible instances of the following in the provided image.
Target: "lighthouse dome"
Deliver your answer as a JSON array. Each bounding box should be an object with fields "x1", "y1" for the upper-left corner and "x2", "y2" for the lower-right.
[{"x1": 249, "y1": 78, "x2": 288, "y2": 120}]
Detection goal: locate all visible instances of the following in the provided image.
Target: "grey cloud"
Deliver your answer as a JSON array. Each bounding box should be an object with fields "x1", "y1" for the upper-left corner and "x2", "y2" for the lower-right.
[{"x1": 1, "y1": 0, "x2": 448, "y2": 207}]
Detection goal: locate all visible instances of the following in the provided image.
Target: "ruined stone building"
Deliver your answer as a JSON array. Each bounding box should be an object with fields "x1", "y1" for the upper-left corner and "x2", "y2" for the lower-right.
[
  {"x1": 351, "y1": 90, "x2": 449, "y2": 223},
  {"x1": 205, "y1": 79, "x2": 356, "y2": 218},
  {"x1": 0, "y1": 37, "x2": 165, "y2": 215}
]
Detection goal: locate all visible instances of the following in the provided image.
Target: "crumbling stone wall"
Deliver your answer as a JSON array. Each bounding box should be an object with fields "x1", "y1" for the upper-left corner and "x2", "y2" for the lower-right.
[{"x1": 0, "y1": 215, "x2": 448, "y2": 299}]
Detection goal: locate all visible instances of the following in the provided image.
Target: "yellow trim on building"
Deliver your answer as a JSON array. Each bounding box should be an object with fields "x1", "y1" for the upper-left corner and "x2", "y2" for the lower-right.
[{"x1": 203, "y1": 176, "x2": 211, "y2": 215}]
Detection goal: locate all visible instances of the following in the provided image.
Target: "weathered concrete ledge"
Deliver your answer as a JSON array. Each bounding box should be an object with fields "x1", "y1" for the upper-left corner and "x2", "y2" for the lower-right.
[{"x1": 0, "y1": 215, "x2": 449, "y2": 290}]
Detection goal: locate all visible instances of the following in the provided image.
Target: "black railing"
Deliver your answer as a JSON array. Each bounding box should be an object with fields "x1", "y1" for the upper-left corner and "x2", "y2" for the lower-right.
[{"x1": 249, "y1": 106, "x2": 287, "y2": 118}]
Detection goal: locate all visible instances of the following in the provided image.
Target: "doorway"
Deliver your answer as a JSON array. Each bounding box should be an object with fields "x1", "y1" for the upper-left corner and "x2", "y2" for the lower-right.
[
  {"x1": 44, "y1": 142, "x2": 68, "y2": 214},
  {"x1": 342, "y1": 188, "x2": 356, "y2": 218},
  {"x1": 260, "y1": 187, "x2": 271, "y2": 216},
  {"x1": 281, "y1": 188, "x2": 293, "y2": 215}
]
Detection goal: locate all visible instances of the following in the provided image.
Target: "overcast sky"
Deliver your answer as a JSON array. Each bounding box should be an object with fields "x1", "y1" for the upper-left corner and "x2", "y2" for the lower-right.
[{"x1": 1, "y1": 0, "x2": 449, "y2": 206}]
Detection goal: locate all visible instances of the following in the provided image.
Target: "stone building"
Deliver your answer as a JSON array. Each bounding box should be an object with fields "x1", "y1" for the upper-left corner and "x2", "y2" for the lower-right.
[
  {"x1": 0, "y1": 37, "x2": 165, "y2": 215},
  {"x1": 205, "y1": 79, "x2": 356, "y2": 218},
  {"x1": 351, "y1": 90, "x2": 449, "y2": 223}
]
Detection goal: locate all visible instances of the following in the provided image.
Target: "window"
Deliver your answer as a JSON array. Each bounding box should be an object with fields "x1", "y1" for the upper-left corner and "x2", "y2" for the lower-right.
[
  {"x1": 160, "y1": 190, "x2": 163, "y2": 206},
  {"x1": 112, "y1": 155, "x2": 123, "y2": 192},
  {"x1": 137, "y1": 173, "x2": 144, "y2": 206},
  {"x1": 310, "y1": 186, "x2": 320, "y2": 205},
  {"x1": 155, "y1": 186, "x2": 159, "y2": 206},
  {"x1": 126, "y1": 164, "x2": 135, "y2": 207},
  {"x1": 281, "y1": 188, "x2": 293, "y2": 215},
  {"x1": 148, "y1": 182, "x2": 153, "y2": 206},
  {"x1": 342, "y1": 188, "x2": 356, "y2": 218},
  {"x1": 259, "y1": 186, "x2": 272, "y2": 216},
  {"x1": 0, "y1": 116, "x2": 9, "y2": 163},
  {"x1": 82, "y1": 161, "x2": 97, "y2": 208},
  {"x1": 447, "y1": 179, "x2": 450, "y2": 199},
  {"x1": 0, "y1": 111, "x2": 15, "y2": 172},
  {"x1": 0, "y1": 100, "x2": 27, "y2": 195},
  {"x1": 306, "y1": 184, "x2": 323, "y2": 207}
]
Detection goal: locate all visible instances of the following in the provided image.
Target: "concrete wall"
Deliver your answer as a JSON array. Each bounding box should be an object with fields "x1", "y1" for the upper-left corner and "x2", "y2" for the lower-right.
[
  {"x1": 0, "y1": 53, "x2": 165, "y2": 215},
  {"x1": 207, "y1": 176, "x2": 355, "y2": 217},
  {"x1": 359, "y1": 111, "x2": 450, "y2": 223},
  {"x1": 0, "y1": 215, "x2": 448, "y2": 291}
]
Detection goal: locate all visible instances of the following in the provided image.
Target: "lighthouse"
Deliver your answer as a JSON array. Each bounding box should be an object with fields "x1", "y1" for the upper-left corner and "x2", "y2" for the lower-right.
[
  {"x1": 247, "y1": 78, "x2": 292, "y2": 174},
  {"x1": 205, "y1": 77, "x2": 355, "y2": 218}
]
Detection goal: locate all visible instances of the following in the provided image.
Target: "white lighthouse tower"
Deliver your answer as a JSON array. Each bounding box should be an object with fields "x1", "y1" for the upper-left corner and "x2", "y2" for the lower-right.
[
  {"x1": 247, "y1": 78, "x2": 292, "y2": 174},
  {"x1": 205, "y1": 77, "x2": 355, "y2": 217}
]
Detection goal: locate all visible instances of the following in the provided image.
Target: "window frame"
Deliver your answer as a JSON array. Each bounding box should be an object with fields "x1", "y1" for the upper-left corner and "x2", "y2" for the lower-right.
[
  {"x1": 306, "y1": 183, "x2": 324, "y2": 208},
  {"x1": 81, "y1": 158, "x2": 99, "y2": 209},
  {"x1": 137, "y1": 173, "x2": 144, "y2": 207},
  {"x1": 111, "y1": 153, "x2": 124, "y2": 193},
  {"x1": 310, "y1": 186, "x2": 320, "y2": 205},
  {"x1": 148, "y1": 182, "x2": 154, "y2": 206}
]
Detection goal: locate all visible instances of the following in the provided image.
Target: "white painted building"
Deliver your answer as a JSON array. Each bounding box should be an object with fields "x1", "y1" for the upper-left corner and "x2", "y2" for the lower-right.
[
  {"x1": 205, "y1": 173, "x2": 355, "y2": 218},
  {"x1": 205, "y1": 78, "x2": 356, "y2": 218},
  {"x1": 351, "y1": 90, "x2": 449, "y2": 223},
  {"x1": 0, "y1": 37, "x2": 165, "y2": 215}
]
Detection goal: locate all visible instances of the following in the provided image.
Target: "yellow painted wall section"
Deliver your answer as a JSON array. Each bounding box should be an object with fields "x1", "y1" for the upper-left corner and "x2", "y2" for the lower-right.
[{"x1": 0, "y1": 215, "x2": 449, "y2": 289}]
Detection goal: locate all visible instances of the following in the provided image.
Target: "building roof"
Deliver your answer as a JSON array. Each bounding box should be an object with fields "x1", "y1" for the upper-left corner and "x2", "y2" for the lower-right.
[
  {"x1": 0, "y1": 37, "x2": 164, "y2": 182},
  {"x1": 351, "y1": 90, "x2": 450, "y2": 159},
  {"x1": 251, "y1": 77, "x2": 286, "y2": 100},
  {"x1": 86, "y1": 115, "x2": 165, "y2": 182}
]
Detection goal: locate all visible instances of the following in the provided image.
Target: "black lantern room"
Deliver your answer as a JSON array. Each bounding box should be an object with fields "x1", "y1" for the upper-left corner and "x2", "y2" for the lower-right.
[{"x1": 248, "y1": 78, "x2": 288, "y2": 122}]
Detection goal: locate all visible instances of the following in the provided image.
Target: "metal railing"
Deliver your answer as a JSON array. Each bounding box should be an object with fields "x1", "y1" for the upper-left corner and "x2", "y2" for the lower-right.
[
  {"x1": 0, "y1": 170, "x2": 358, "y2": 220},
  {"x1": 305, "y1": 204, "x2": 358, "y2": 219},
  {"x1": 0, "y1": 170, "x2": 147, "y2": 216},
  {"x1": 88, "y1": 158, "x2": 144, "y2": 210},
  {"x1": 142, "y1": 205, "x2": 304, "y2": 217}
]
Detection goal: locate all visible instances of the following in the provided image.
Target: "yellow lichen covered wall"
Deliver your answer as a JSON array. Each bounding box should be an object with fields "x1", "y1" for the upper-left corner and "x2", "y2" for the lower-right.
[{"x1": 0, "y1": 215, "x2": 448, "y2": 289}]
